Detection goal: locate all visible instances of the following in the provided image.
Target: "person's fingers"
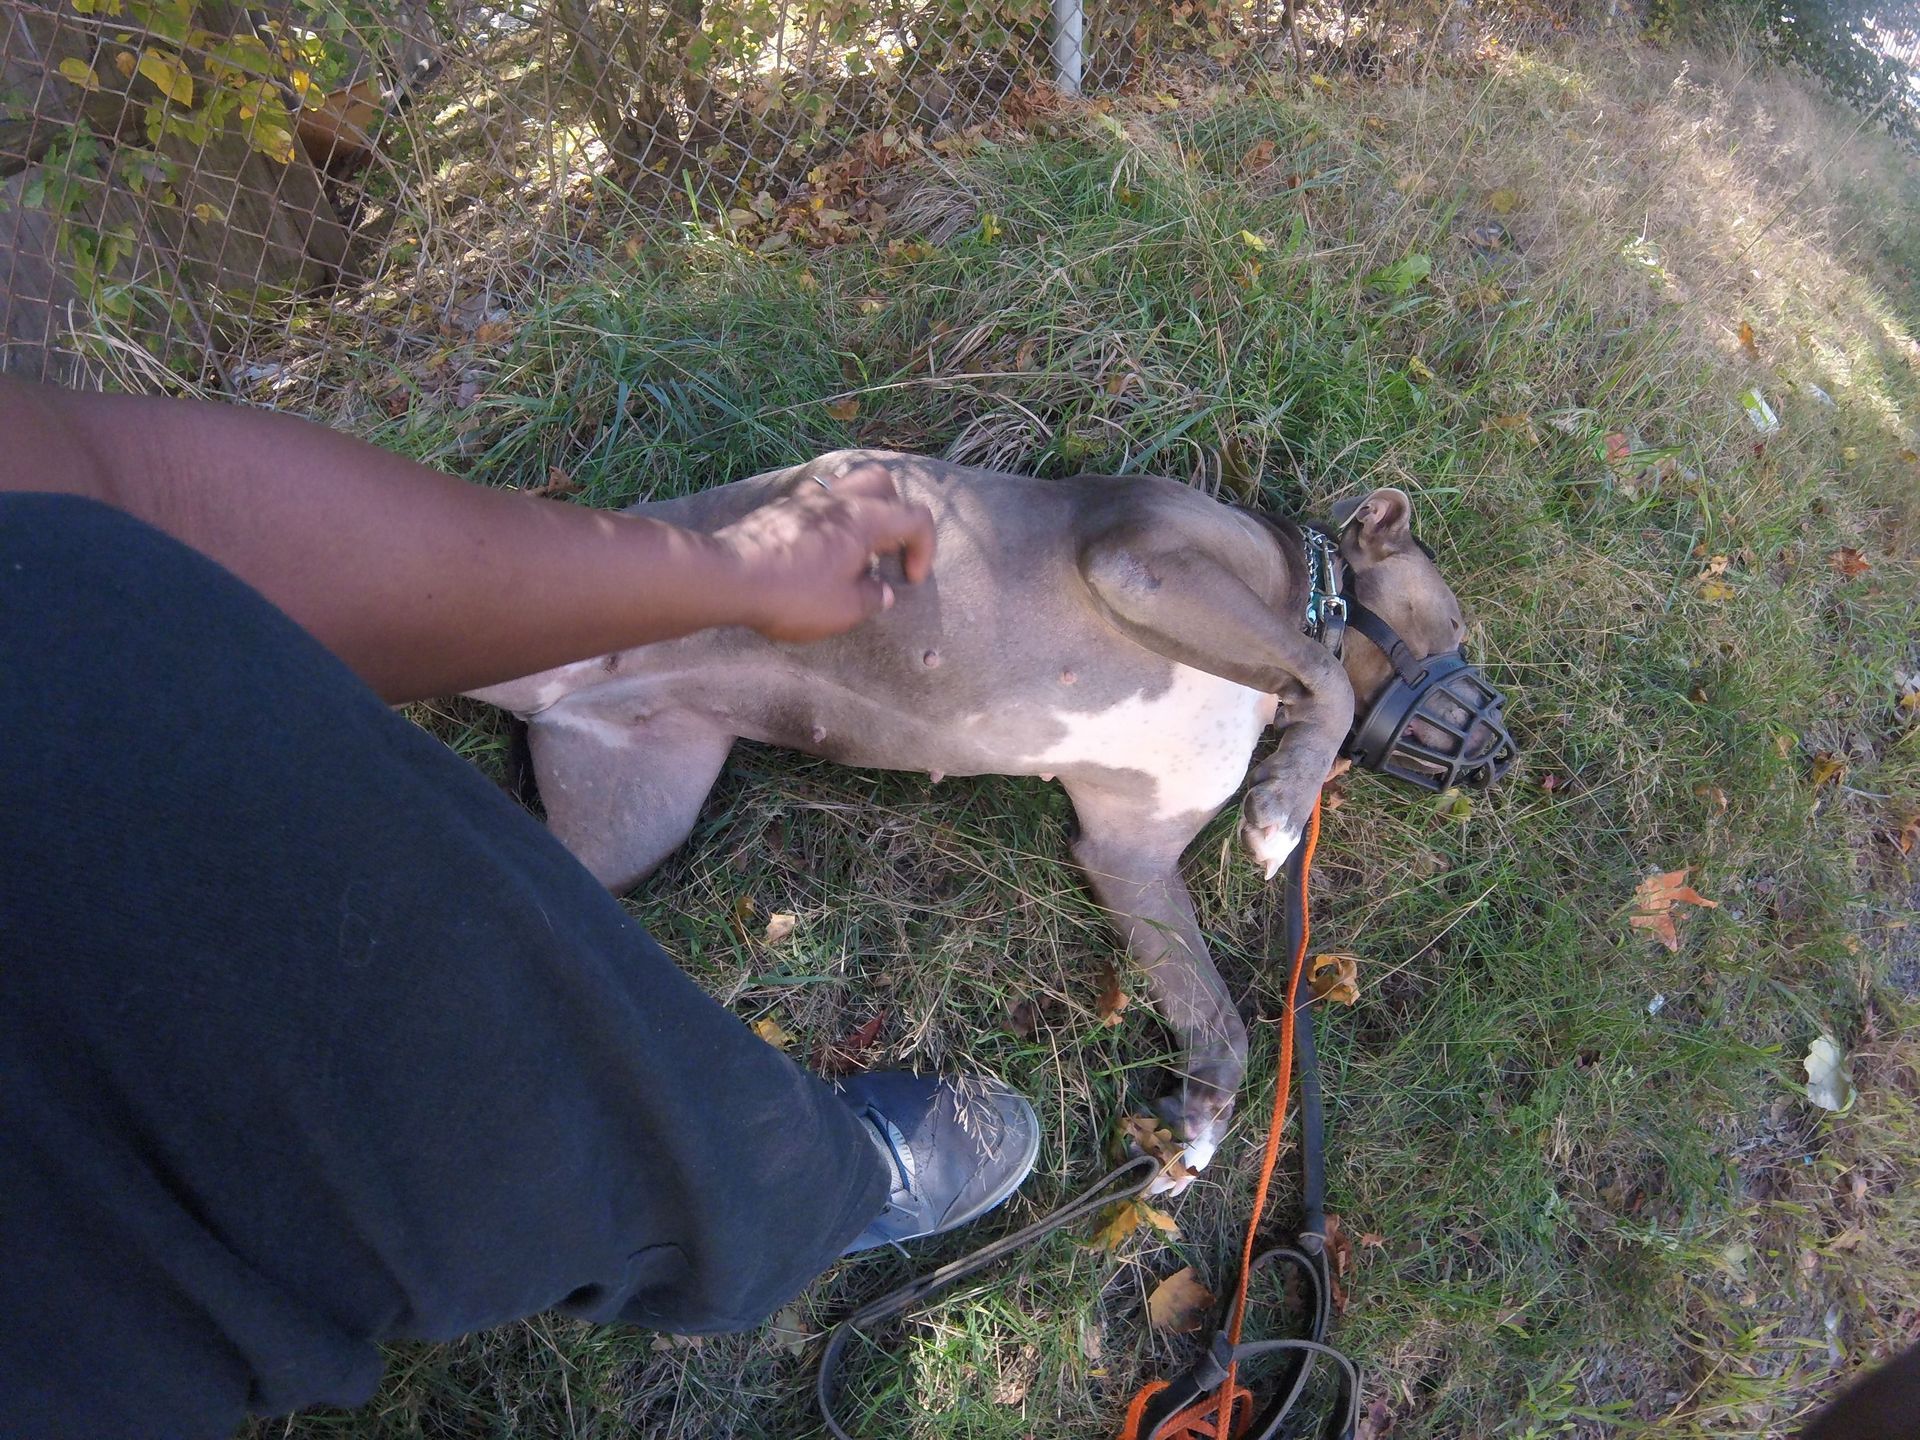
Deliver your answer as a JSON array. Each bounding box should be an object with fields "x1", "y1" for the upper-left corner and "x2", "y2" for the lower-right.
[
  {"x1": 852, "y1": 573, "x2": 894, "y2": 621},
  {"x1": 851, "y1": 498, "x2": 936, "y2": 584},
  {"x1": 829, "y1": 460, "x2": 901, "y2": 501}
]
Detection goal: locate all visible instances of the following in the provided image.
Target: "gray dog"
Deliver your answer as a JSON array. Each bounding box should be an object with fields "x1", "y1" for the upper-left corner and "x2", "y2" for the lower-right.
[{"x1": 473, "y1": 451, "x2": 1513, "y2": 1189}]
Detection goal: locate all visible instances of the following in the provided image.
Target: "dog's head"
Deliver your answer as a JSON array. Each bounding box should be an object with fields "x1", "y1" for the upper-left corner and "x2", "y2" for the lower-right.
[{"x1": 1327, "y1": 487, "x2": 1515, "y2": 790}]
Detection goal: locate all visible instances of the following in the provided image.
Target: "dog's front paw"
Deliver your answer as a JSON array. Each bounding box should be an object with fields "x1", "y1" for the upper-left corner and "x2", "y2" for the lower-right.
[{"x1": 1240, "y1": 781, "x2": 1309, "y2": 880}]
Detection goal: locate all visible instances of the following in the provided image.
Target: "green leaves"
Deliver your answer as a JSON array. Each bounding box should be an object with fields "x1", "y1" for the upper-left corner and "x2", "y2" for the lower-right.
[{"x1": 1362, "y1": 252, "x2": 1431, "y2": 296}]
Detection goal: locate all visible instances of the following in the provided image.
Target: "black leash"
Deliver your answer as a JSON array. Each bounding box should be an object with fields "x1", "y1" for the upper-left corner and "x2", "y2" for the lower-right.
[{"x1": 815, "y1": 835, "x2": 1356, "y2": 1439}]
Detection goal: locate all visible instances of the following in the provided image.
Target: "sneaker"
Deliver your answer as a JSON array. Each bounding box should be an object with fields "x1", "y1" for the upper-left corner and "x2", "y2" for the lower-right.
[{"x1": 836, "y1": 1071, "x2": 1041, "y2": 1255}]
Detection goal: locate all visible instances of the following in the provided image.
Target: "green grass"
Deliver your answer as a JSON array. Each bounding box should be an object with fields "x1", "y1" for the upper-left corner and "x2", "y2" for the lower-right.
[{"x1": 250, "y1": 32, "x2": 1920, "y2": 1440}]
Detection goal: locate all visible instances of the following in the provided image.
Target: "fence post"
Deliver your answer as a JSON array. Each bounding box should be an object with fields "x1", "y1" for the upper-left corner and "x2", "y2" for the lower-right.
[{"x1": 1051, "y1": 0, "x2": 1083, "y2": 96}]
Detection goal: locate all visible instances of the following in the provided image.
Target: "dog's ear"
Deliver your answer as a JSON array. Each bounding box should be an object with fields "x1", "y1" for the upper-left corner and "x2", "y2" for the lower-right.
[{"x1": 1333, "y1": 487, "x2": 1414, "y2": 563}]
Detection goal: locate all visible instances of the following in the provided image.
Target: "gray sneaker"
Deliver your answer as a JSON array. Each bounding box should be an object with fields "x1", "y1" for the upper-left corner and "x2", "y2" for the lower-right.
[{"x1": 837, "y1": 1072, "x2": 1041, "y2": 1255}]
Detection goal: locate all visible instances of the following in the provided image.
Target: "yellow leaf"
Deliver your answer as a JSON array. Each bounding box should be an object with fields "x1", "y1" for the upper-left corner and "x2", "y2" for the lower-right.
[
  {"x1": 762, "y1": 911, "x2": 796, "y2": 944},
  {"x1": 114, "y1": 51, "x2": 136, "y2": 77},
  {"x1": 1238, "y1": 229, "x2": 1268, "y2": 252},
  {"x1": 1118, "y1": 1114, "x2": 1196, "y2": 1188},
  {"x1": 1089, "y1": 1200, "x2": 1143, "y2": 1252},
  {"x1": 979, "y1": 213, "x2": 1002, "y2": 245},
  {"x1": 191, "y1": 202, "x2": 217, "y2": 223},
  {"x1": 1146, "y1": 1266, "x2": 1216, "y2": 1334},
  {"x1": 1309, "y1": 953, "x2": 1361, "y2": 1005},
  {"x1": 1309, "y1": 73, "x2": 1332, "y2": 91},
  {"x1": 1096, "y1": 966, "x2": 1129, "y2": 1027},
  {"x1": 1697, "y1": 578, "x2": 1735, "y2": 601},
  {"x1": 1737, "y1": 321, "x2": 1759, "y2": 359},
  {"x1": 1139, "y1": 1204, "x2": 1181, "y2": 1236},
  {"x1": 824, "y1": 397, "x2": 860, "y2": 423},
  {"x1": 1809, "y1": 752, "x2": 1847, "y2": 788},
  {"x1": 248, "y1": 121, "x2": 295, "y2": 165},
  {"x1": 136, "y1": 50, "x2": 194, "y2": 107},
  {"x1": 1488, "y1": 187, "x2": 1519, "y2": 215},
  {"x1": 1408, "y1": 356, "x2": 1434, "y2": 383},
  {"x1": 56, "y1": 57, "x2": 101, "y2": 91},
  {"x1": 751, "y1": 1017, "x2": 797, "y2": 1050}
]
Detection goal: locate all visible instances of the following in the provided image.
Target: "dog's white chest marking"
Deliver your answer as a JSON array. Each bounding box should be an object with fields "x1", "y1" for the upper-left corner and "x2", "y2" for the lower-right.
[{"x1": 1021, "y1": 667, "x2": 1276, "y2": 819}]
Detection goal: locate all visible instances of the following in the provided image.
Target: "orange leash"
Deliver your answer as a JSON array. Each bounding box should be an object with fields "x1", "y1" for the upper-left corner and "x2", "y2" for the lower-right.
[{"x1": 1114, "y1": 801, "x2": 1323, "y2": 1440}]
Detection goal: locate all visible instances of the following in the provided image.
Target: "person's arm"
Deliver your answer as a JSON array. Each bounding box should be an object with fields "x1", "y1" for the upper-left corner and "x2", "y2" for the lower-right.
[{"x1": 0, "y1": 377, "x2": 933, "y2": 704}]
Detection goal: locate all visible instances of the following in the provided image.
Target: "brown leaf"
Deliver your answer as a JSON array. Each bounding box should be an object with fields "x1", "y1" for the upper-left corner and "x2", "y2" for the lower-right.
[
  {"x1": 762, "y1": 911, "x2": 797, "y2": 944},
  {"x1": 1898, "y1": 813, "x2": 1920, "y2": 856},
  {"x1": 1241, "y1": 137, "x2": 1276, "y2": 173},
  {"x1": 473, "y1": 321, "x2": 512, "y2": 345},
  {"x1": 526, "y1": 466, "x2": 580, "y2": 498},
  {"x1": 1146, "y1": 1266, "x2": 1216, "y2": 1334},
  {"x1": 1483, "y1": 412, "x2": 1537, "y2": 442},
  {"x1": 1309, "y1": 953, "x2": 1361, "y2": 1005},
  {"x1": 1325, "y1": 1213, "x2": 1353, "y2": 1313},
  {"x1": 1007, "y1": 997, "x2": 1040, "y2": 1039},
  {"x1": 1118, "y1": 1113, "x2": 1198, "y2": 1188},
  {"x1": 825, "y1": 397, "x2": 860, "y2": 422},
  {"x1": 1015, "y1": 336, "x2": 1040, "y2": 371},
  {"x1": 1096, "y1": 967, "x2": 1130, "y2": 1027},
  {"x1": 751, "y1": 1017, "x2": 797, "y2": 1050},
  {"x1": 1629, "y1": 867, "x2": 1718, "y2": 952},
  {"x1": 817, "y1": 1011, "x2": 887, "y2": 1075},
  {"x1": 1829, "y1": 547, "x2": 1871, "y2": 579},
  {"x1": 1603, "y1": 431, "x2": 1632, "y2": 465},
  {"x1": 1357, "y1": 1395, "x2": 1394, "y2": 1440},
  {"x1": 1737, "y1": 321, "x2": 1760, "y2": 360},
  {"x1": 1359, "y1": 1232, "x2": 1387, "y2": 1249}
]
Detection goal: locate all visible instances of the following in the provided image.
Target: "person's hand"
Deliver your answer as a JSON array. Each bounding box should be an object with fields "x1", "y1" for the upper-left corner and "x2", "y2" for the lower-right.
[{"x1": 711, "y1": 461, "x2": 936, "y2": 643}]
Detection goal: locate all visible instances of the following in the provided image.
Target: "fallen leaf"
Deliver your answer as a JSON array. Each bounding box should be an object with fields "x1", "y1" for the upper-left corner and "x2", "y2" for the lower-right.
[
  {"x1": 525, "y1": 466, "x2": 581, "y2": 498},
  {"x1": 473, "y1": 321, "x2": 512, "y2": 345},
  {"x1": 751, "y1": 1017, "x2": 796, "y2": 1049},
  {"x1": 1803, "y1": 1034, "x2": 1856, "y2": 1112},
  {"x1": 1146, "y1": 1266, "x2": 1216, "y2": 1334},
  {"x1": 1604, "y1": 431, "x2": 1632, "y2": 465},
  {"x1": 1241, "y1": 138, "x2": 1276, "y2": 172},
  {"x1": 1359, "y1": 1232, "x2": 1387, "y2": 1249},
  {"x1": 1809, "y1": 751, "x2": 1847, "y2": 788},
  {"x1": 1408, "y1": 356, "x2": 1435, "y2": 383},
  {"x1": 1325, "y1": 1213, "x2": 1353, "y2": 1313},
  {"x1": 1488, "y1": 187, "x2": 1519, "y2": 215},
  {"x1": 1897, "y1": 814, "x2": 1919, "y2": 856},
  {"x1": 1238, "y1": 229, "x2": 1268, "y2": 252},
  {"x1": 1310, "y1": 953, "x2": 1361, "y2": 1005},
  {"x1": 1738, "y1": 321, "x2": 1760, "y2": 359},
  {"x1": 730, "y1": 894, "x2": 758, "y2": 945},
  {"x1": 1119, "y1": 1113, "x2": 1198, "y2": 1188},
  {"x1": 817, "y1": 1011, "x2": 887, "y2": 1075},
  {"x1": 1088, "y1": 1199, "x2": 1179, "y2": 1252},
  {"x1": 1829, "y1": 547, "x2": 1871, "y2": 579},
  {"x1": 1697, "y1": 579, "x2": 1736, "y2": 602},
  {"x1": 1007, "y1": 997, "x2": 1039, "y2": 1038},
  {"x1": 825, "y1": 397, "x2": 860, "y2": 422},
  {"x1": 762, "y1": 911, "x2": 797, "y2": 944},
  {"x1": 1628, "y1": 867, "x2": 1719, "y2": 952},
  {"x1": 1774, "y1": 732, "x2": 1797, "y2": 759},
  {"x1": 979, "y1": 213, "x2": 1002, "y2": 244},
  {"x1": 650, "y1": 1331, "x2": 705, "y2": 1352},
  {"x1": 766, "y1": 1303, "x2": 812, "y2": 1354},
  {"x1": 1357, "y1": 1395, "x2": 1394, "y2": 1440},
  {"x1": 1015, "y1": 336, "x2": 1040, "y2": 371},
  {"x1": 1096, "y1": 967, "x2": 1130, "y2": 1027},
  {"x1": 1484, "y1": 412, "x2": 1537, "y2": 442}
]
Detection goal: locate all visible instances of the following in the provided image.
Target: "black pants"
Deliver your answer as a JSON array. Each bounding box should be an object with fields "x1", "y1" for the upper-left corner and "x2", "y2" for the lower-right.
[{"x1": 0, "y1": 495, "x2": 888, "y2": 1439}]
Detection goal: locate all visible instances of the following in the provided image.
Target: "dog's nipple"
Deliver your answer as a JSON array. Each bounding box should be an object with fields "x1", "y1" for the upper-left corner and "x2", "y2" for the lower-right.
[
  {"x1": 1059, "y1": 669, "x2": 1077, "y2": 685},
  {"x1": 922, "y1": 649, "x2": 941, "y2": 668},
  {"x1": 811, "y1": 724, "x2": 827, "y2": 744},
  {"x1": 929, "y1": 769, "x2": 944, "y2": 784}
]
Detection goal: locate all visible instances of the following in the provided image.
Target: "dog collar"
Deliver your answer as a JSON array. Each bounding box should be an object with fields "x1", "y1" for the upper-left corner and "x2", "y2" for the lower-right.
[{"x1": 1301, "y1": 526, "x2": 1347, "y2": 657}]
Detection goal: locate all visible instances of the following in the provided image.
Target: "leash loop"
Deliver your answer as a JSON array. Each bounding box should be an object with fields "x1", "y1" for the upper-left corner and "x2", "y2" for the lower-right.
[{"x1": 815, "y1": 1154, "x2": 1160, "y2": 1440}]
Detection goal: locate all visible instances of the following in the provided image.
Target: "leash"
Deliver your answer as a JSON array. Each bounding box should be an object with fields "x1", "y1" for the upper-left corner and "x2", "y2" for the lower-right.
[
  {"x1": 815, "y1": 798, "x2": 1355, "y2": 1440},
  {"x1": 1114, "y1": 799, "x2": 1358, "y2": 1440}
]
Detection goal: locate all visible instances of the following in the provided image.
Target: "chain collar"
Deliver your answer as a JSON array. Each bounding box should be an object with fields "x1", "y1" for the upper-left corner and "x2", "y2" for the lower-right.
[{"x1": 1302, "y1": 526, "x2": 1347, "y2": 657}]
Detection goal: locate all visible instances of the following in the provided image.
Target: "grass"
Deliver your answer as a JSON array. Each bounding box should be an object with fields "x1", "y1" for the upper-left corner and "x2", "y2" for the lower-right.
[{"x1": 248, "y1": 26, "x2": 1919, "y2": 1440}]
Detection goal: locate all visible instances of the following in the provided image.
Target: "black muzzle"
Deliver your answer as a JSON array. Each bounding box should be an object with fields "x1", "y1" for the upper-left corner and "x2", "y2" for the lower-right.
[{"x1": 1343, "y1": 600, "x2": 1515, "y2": 792}]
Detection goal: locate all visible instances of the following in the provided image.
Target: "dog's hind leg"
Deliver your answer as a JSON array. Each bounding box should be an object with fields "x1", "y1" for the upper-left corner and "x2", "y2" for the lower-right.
[
  {"x1": 526, "y1": 706, "x2": 734, "y2": 893},
  {"x1": 1064, "y1": 780, "x2": 1241, "y2": 1191}
]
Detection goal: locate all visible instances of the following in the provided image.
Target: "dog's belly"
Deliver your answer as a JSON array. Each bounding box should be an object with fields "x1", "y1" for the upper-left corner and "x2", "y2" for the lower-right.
[{"x1": 1005, "y1": 667, "x2": 1277, "y2": 820}]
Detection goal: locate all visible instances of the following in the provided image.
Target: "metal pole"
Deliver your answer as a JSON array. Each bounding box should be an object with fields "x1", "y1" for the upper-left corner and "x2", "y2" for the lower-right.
[{"x1": 1051, "y1": 0, "x2": 1082, "y2": 97}]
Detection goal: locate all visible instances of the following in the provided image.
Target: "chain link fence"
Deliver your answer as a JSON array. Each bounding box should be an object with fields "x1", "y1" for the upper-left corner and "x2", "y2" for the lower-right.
[{"x1": 1, "y1": 0, "x2": 1363, "y2": 398}]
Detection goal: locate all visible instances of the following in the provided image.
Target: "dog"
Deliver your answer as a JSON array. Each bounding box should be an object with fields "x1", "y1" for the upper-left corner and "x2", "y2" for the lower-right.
[{"x1": 471, "y1": 451, "x2": 1513, "y2": 1189}]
